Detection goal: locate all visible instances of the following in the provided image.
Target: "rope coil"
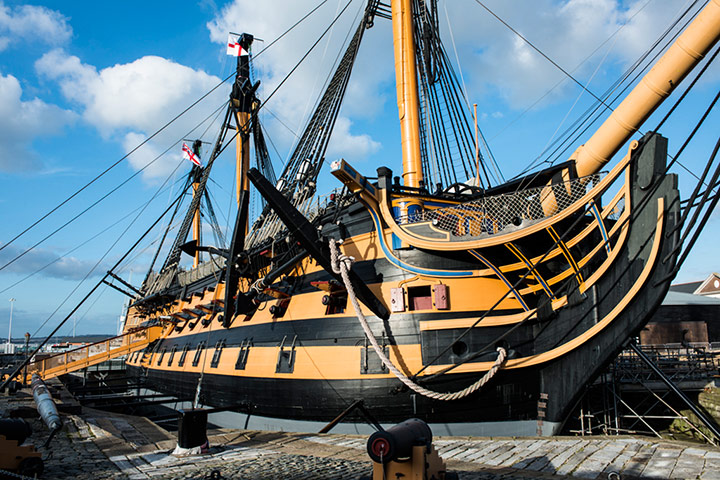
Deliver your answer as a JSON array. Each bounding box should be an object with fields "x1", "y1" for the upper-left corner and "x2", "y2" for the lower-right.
[{"x1": 329, "y1": 238, "x2": 506, "y2": 401}]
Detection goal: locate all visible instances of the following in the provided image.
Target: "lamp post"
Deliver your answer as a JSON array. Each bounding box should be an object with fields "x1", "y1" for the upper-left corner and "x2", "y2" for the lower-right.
[{"x1": 7, "y1": 298, "x2": 15, "y2": 354}]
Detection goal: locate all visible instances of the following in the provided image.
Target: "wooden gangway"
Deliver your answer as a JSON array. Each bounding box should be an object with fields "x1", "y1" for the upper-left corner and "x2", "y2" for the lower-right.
[{"x1": 20, "y1": 325, "x2": 162, "y2": 381}]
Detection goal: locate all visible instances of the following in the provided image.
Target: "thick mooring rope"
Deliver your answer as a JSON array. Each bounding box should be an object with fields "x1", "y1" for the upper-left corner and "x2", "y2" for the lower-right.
[{"x1": 329, "y1": 238, "x2": 506, "y2": 401}]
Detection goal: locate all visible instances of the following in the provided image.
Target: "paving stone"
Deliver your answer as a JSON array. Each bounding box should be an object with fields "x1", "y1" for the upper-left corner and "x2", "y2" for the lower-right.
[
  {"x1": 641, "y1": 449, "x2": 680, "y2": 479},
  {"x1": 701, "y1": 467, "x2": 720, "y2": 480},
  {"x1": 109, "y1": 455, "x2": 139, "y2": 473},
  {"x1": 621, "y1": 444, "x2": 658, "y2": 478},
  {"x1": 463, "y1": 441, "x2": 507, "y2": 462},
  {"x1": 483, "y1": 444, "x2": 518, "y2": 465},
  {"x1": 9, "y1": 386, "x2": 720, "y2": 479},
  {"x1": 541, "y1": 440, "x2": 589, "y2": 474},
  {"x1": 141, "y1": 452, "x2": 168, "y2": 464},
  {"x1": 486, "y1": 444, "x2": 523, "y2": 466},
  {"x1": 602, "y1": 451, "x2": 636, "y2": 476},
  {"x1": 453, "y1": 447, "x2": 484, "y2": 461},
  {"x1": 555, "y1": 442, "x2": 604, "y2": 476},
  {"x1": 672, "y1": 467, "x2": 704, "y2": 479},
  {"x1": 684, "y1": 447, "x2": 708, "y2": 456},
  {"x1": 127, "y1": 474, "x2": 150, "y2": 479},
  {"x1": 504, "y1": 439, "x2": 550, "y2": 468}
]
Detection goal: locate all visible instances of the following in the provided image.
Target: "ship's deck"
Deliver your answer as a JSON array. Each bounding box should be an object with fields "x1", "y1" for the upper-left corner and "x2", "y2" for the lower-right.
[{"x1": 3, "y1": 385, "x2": 720, "y2": 479}]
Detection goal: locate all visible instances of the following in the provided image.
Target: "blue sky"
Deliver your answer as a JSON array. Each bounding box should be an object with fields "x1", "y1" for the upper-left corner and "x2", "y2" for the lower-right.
[{"x1": 0, "y1": 0, "x2": 719, "y2": 337}]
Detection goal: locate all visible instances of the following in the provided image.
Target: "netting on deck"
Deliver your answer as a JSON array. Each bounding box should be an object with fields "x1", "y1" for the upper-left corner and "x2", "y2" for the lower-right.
[{"x1": 399, "y1": 173, "x2": 605, "y2": 236}]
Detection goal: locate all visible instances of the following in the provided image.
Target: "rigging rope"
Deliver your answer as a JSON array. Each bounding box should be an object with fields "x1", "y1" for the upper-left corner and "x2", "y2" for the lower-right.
[
  {"x1": 0, "y1": 74, "x2": 236, "y2": 256},
  {"x1": 328, "y1": 238, "x2": 506, "y2": 401},
  {"x1": 511, "y1": 0, "x2": 703, "y2": 181},
  {"x1": 0, "y1": 194, "x2": 186, "y2": 392},
  {"x1": 0, "y1": 176, "x2": 185, "y2": 296},
  {"x1": 1, "y1": 0, "x2": 333, "y2": 271},
  {"x1": 473, "y1": 0, "x2": 612, "y2": 112},
  {"x1": 415, "y1": 0, "x2": 493, "y2": 188},
  {"x1": 0, "y1": 99, "x2": 231, "y2": 276},
  {"x1": 247, "y1": 2, "x2": 372, "y2": 247}
]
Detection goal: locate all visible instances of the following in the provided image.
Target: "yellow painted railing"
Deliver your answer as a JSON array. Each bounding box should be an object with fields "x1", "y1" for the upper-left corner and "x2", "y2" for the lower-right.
[{"x1": 23, "y1": 325, "x2": 162, "y2": 381}]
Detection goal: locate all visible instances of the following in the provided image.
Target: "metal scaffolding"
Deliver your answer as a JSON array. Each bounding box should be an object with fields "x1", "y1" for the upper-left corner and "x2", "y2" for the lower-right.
[{"x1": 565, "y1": 342, "x2": 720, "y2": 445}]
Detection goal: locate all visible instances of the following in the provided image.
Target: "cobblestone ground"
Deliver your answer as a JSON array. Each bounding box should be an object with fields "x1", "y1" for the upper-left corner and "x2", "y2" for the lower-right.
[
  {"x1": 117, "y1": 450, "x2": 574, "y2": 480},
  {"x1": 133, "y1": 450, "x2": 372, "y2": 480},
  {"x1": 4, "y1": 385, "x2": 720, "y2": 479},
  {"x1": 2, "y1": 391, "x2": 121, "y2": 480}
]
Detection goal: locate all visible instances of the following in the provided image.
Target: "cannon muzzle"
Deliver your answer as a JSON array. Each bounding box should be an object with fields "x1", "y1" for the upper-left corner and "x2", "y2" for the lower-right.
[{"x1": 366, "y1": 418, "x2": 432, "y2": 463}]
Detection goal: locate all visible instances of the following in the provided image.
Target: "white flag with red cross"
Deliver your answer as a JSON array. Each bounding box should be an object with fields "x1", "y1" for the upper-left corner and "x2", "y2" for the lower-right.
[
  {"x1": 227, "y1": 34, "x2": 248, "y2": 56},
  {"x1": 182, "y1": 143, "x2": 202, "y2": 167}
]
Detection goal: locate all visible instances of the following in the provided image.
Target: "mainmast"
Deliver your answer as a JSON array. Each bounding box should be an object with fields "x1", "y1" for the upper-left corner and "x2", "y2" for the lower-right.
[{"x1": 392, "y1": 0, "x2": 424, "y2": 216}]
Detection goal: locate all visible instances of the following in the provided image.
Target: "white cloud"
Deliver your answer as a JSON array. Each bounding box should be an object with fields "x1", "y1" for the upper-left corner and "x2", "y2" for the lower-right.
[
  {"x1": 206, "y1": 0, "x2": 390, "y2": 161},
  {"x1": 326, "y1": 116, "x2": 381, "y2": 161},
  {"x1": 0, "y1": 73, "x2": 76, "y2": 172},
  {"x1": 441, "y1": 0, "x2": 702, "y2": 109},
  {"x1": 36, "y1": 49, "x2": 225, "y2": 181},
  {"x1": 203, "y1": 0, "x2": 699, "y2": 161},
  {"x1": 0, "y1": 242, "x2": 106, "y2": 281},
  {"x1": 122, "y1": 132, "x2": 184, "y2": 180},
  {"x1": 0, "y1": 2, "x2": 72, "y2": 51}
]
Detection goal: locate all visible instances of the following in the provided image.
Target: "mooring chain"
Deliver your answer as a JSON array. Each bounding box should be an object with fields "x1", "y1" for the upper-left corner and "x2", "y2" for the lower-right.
[{"x1": 329, "y1": 238, "x2": 507, "y2": 401}]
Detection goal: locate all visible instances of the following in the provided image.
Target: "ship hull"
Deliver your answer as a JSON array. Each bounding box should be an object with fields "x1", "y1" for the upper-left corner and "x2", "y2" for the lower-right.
[{"x1": 126, "y1": 134, "x2": 680, "y2": 434}]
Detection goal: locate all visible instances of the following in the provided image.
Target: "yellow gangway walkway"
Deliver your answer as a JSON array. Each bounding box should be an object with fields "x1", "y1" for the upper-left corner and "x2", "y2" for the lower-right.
[{"x1": 22, "y1": 325, "x2": 162, "y2": 381}]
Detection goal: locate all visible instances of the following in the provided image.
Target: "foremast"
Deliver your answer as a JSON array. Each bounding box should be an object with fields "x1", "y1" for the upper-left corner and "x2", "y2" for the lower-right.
[
  {"x1": 190, "y1": 140, "x2": 203, "y2": 268},
  {"x1": 224, "y1": 33, "x2": 257, "y2": 325},
  {"x1": 232, "y1": 34, "x2": 255, "y2": 217}
]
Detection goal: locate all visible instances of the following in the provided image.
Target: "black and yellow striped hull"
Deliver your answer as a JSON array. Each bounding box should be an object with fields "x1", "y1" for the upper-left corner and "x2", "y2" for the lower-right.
[{"x1": 124, "y1": 134, "x2": 680, "y2": 434}]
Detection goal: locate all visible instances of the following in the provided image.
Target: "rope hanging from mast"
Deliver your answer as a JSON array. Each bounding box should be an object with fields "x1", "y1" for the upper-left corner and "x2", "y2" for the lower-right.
[
  {"x1": 411, "y1": 0, "x2": 500, "y2": 191},
  {"x1": 247, "y1": 2, "x2": 378, "y2": 246}
]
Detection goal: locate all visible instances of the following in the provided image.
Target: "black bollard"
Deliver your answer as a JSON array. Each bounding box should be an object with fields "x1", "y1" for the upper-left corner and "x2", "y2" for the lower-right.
[{"x1": 177, "y1": 409, "x2": 208, "y2": 450}]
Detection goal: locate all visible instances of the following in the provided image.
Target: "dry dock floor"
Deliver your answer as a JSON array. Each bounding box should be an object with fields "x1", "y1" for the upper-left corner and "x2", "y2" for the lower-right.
[{"x1": 3, "y1": 388, "x2": 720, "y2": 479}]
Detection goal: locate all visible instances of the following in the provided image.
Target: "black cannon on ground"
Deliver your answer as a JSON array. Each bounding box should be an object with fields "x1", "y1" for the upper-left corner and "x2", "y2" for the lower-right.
[
  {"x1": 0, "y1": 418, "x2": 44, "y2": 477},
  {"x1": 363, "y1": 418, "x2": 457, "y2": 480}
]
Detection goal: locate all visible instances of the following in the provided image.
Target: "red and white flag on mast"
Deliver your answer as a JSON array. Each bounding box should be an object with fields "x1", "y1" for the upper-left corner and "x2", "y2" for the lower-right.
[
  {"x1": 182, "y1": 143, "x2": 202, "y2": 167},
  {"x1": 227, "y1": 34, "x2": 248, "y2": 56}
]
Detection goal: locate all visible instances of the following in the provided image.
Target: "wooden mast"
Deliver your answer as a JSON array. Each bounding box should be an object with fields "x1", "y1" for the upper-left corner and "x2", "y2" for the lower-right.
[
  {"x1": 232, "y1": 34, "x2": 255, "y2": 236},
  {"x1": 392, "y1": 0, "x2": 424, "y2": 217},
  {"x1": 190, "y1": 140, "x2": 203, "y2": 268},
  {"x1": 540, "y1": 0, "x2": 720, "y2": 216},
  {"x1": 235, "y1": 111, "x2": 251, "y2": 232}
]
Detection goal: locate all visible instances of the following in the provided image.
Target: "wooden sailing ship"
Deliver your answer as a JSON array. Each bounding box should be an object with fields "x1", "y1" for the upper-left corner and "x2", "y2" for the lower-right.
[{"x1": 105, "y1": 0, "x2": 720, "y2": 435}]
